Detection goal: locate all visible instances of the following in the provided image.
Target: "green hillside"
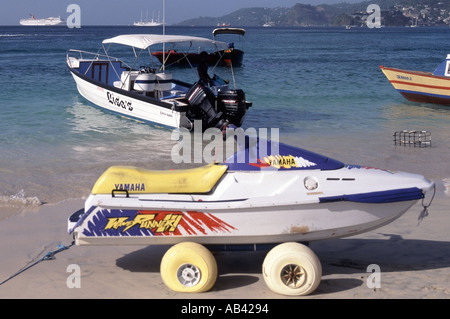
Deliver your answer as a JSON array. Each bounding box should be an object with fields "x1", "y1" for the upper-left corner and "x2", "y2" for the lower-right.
[{"x1": 177, "y1": 0, "x2": 450, "y2": 27}]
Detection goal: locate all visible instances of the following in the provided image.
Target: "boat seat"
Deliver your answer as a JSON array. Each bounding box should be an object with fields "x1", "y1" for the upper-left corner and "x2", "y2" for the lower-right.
[{"x1": 91, "y1": 163, "x2": 228, "y2": 195}]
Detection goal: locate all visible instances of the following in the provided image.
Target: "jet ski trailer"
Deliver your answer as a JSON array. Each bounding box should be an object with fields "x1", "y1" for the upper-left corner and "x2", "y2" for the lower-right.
[{"x1": 68, "y1": 140, "x2": 434, "y2": 296}]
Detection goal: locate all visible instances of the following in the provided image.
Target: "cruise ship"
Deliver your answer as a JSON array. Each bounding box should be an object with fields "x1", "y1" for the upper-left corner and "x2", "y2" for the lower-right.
[{"x1": 19, "y1": 15, "x2": 65, "y2": 26}]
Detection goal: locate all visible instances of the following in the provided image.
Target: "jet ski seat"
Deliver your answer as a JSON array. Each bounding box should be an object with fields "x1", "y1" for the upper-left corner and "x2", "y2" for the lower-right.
[{"x1": 91, "y1": 163, "x2": 228, "y2": 195}]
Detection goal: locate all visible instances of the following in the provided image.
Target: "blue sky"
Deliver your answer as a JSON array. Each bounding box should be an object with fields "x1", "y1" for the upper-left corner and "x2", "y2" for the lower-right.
[{"x1": 1, "y1": 0, "x2": 361, "y2": 26}]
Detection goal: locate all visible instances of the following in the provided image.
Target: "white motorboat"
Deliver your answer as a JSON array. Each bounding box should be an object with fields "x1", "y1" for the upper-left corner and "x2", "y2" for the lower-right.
[
  {"x1": 67, "y1": 34, "x2": 252, "y2": 130},
  {"x1": 68, "y1": 139, "x2": 434, "y2": 296}
]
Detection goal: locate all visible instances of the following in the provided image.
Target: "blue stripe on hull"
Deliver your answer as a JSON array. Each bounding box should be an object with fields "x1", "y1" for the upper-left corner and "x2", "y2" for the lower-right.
[{"x1": 319, "y1": 187, "x2": 423, "y2": 204}]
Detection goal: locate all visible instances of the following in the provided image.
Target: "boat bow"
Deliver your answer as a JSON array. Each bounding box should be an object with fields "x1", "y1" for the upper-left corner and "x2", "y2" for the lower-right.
[{"x1": 380, "y1": 55, "x2": 450, "y2": 105}]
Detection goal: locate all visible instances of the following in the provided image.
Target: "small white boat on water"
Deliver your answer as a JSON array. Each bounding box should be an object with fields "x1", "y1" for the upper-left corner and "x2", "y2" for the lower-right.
[
  {"x1": 67, "y1": 34, "x2": 252, "y2": 130},
  {"x1": 68, "y1": 139, "x2": 434, "y2": 296}
]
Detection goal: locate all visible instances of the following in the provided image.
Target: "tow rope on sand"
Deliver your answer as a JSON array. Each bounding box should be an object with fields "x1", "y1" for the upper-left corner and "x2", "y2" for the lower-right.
[{"x1": 0, "y1": 241, "x2": 74, "y2": 286}]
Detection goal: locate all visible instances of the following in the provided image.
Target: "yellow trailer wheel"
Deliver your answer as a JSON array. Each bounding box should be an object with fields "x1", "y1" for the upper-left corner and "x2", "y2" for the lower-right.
[
  {"x1": 160, "y1": 242, "x2": 217, "y2": 293},
  {"x1": 263, "y1": 242, "x2": 322, "y2": 296}
]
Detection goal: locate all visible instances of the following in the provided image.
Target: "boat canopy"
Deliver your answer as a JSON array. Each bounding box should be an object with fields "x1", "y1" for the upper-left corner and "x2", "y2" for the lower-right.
[
  {"x1": 213, "y1": 28, "x2": 246, "y2": 36},
  {"x1": 103, "y1": 34, "x2": 229, "y2": 50}
]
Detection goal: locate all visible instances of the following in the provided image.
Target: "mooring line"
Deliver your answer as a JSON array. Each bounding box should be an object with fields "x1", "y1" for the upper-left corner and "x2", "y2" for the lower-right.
[
  {"x1": 0, "y1": 241, "x2": 74, "y2": 286},
  {"x1": 417, "y1": 183, "x2": 436, "y2": 225}
]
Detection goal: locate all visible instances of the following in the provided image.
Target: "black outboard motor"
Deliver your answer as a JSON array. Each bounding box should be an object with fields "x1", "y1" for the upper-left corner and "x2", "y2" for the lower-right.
[
  {"x1": 217, "y1": 89, "x2": 250, "y2": 127},
  {"x1": 186, "y1": 82, "x2": 225, "y2": 131}
]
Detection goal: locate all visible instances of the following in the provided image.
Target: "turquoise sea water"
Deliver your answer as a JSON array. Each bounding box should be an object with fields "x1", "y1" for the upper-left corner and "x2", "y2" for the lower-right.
[{"x1": 1, "y1": 25, "x2": 450, "y2": 216}]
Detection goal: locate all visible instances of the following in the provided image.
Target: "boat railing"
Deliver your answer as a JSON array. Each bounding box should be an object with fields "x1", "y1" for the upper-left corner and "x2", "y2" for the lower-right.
[
  {"x1": 66, "y1": 49, "x2": 130, "y2": 68},
  {"x1": 67, "y1": 49, "x2": 135, "y2": 82}
]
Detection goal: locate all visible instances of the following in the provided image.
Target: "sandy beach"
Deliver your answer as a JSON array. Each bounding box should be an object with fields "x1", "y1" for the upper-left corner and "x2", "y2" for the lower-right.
[
  {"x1": 1, "y1": 127, "x2": 449, "y2": 301},
  {"x1": 0, "y1": 187, "x2": 449, "y2": 300}
]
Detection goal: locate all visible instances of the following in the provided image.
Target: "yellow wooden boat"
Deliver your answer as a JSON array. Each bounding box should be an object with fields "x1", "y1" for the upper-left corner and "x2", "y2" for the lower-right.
[{"x1": 380, "y1": 55, "x2": 450, "y2": 105}]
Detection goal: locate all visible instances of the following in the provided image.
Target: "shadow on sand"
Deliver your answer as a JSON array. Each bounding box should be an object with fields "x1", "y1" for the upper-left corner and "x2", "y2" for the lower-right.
[{"x1": 115, "y1": 234, "x2": 450, "y2": 295}]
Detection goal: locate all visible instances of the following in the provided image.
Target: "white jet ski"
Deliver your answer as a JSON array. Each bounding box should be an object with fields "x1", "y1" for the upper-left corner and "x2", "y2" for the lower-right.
[{"x1": 68, "y1": 139, "x2": 434, "y2": 296}]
